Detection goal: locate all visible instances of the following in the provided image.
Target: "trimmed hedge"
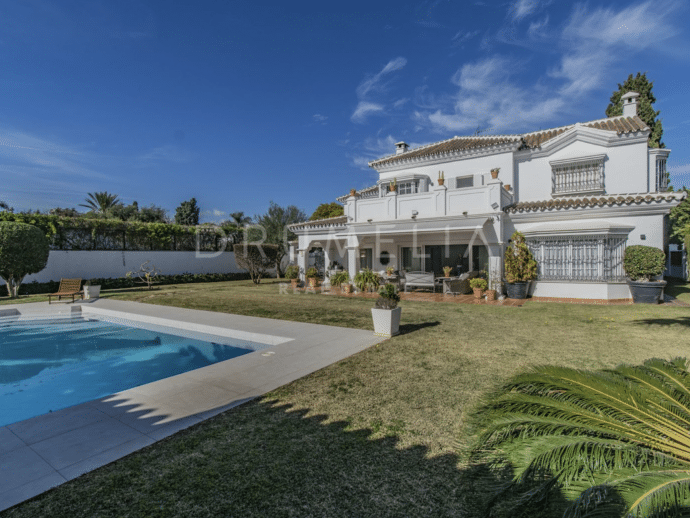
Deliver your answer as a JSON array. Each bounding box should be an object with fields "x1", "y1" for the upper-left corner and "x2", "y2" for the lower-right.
[
  {"x1": 0, "y1": 212, "x2": 242, "y2": 252},
  {"x1": 19, "y1": 271, "x2": 253, "y2": 295}
]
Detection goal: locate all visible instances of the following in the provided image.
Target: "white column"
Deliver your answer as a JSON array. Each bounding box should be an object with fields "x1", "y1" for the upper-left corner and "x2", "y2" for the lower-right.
[
  {"x1": 297, "y1": 248, "x2": 308, "y2": 282},
  {"x1": 346, "y1": 233, "x2": 360, "y2": 280},
  {"x1": 488, "y1": 247, "x2": 504, "y2": 294},
  {"x1": 323, "y1": 247, "x2": 332, "y2": 286}
]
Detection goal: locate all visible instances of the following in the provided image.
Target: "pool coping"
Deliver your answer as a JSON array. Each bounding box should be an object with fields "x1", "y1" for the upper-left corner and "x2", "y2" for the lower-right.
[{"x1": 0, "y1": 299, "x2": 386, "y2": 512}]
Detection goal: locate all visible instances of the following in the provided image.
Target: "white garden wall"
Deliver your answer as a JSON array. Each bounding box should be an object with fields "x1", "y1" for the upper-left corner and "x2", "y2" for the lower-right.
[{"x1": 18, "y1": 251, "x2": 244, "y2": 284}]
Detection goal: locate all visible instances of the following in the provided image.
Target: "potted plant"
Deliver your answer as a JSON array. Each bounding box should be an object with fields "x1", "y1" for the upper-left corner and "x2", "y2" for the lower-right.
[
  {"x1": 443, "y1": 265, "x2": 452, "y2": 278},
  {"x1": 285, "y1": 264, "x2": 300, "y2": 288},
  {"x1": 371, "y1": 283, "x2": 402, "y2": 337},
  {"x1": 389, "y1": 178, "x2": 397, "y2": 192},
  {"x1": 330, "y1": 271, "x2": 350, "y2": 292},
  {"x1": 504, "y1": 231, "x2": 537, "y2": 299},
  {"x1": 438, "y1": 171, "x2": 445, "y2": 186},
  {"x1": 349, "y1": 189, "x2": 357, "y2": 197},
  {"x1": 83, "y1": 279, "x2": 101, "y2": 299},
  {"x1": 386, "y1": 266, "x2": 395, "y2": 277},
  {"x1": 491, "y1": 167, "x2": 500, "y2": 179},
  {"x1": 469, "y1": 277, "x2": 487, "y2": 299},
  {"x1": 624, "y1": 245, "x2": 667, "y2": 304},
  {"x1": 305, "y1": 267, "x2": 320, "y2": 288},
  {"x1": 354, "y1": 268, "x2": 381, "y2": 292}
]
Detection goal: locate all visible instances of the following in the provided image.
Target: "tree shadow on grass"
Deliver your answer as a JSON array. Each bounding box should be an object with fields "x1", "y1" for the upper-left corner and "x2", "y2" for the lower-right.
[
  {"x1": 6, "y1": 398, "x2": 574, "y2": 518},
  {"x1": 632, "y1": 316, "x2": 690, "y2": 327}
]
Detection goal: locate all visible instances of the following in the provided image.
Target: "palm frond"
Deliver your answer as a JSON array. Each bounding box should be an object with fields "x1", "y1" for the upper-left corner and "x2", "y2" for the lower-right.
[{"x1": 471, "y1": 358, "x2": 690, "y2": 517}]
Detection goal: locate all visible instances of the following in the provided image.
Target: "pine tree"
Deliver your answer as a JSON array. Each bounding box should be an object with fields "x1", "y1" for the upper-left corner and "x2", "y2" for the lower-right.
[{"x1": 606, "y1": 72, "x2": 664, "y2": 148}]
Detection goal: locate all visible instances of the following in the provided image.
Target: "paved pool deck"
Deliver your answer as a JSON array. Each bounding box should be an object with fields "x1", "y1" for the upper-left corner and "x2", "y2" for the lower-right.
[{"x1": 0, "y1": 299, "x2": 385, "y2": 512}]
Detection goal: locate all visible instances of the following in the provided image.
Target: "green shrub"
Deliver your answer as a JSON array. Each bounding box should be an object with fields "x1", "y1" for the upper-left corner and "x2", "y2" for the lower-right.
[
  {"x1": 0, "y1": 222, "x2": 50, "y2": 298},
  {"x1": 623, "y1": 245, "x2": 666, "y2": 281},
  {"x1": 305, "y1": 267, "x2": 320, "y2": 279},
  {"x1": 469, "y1": 278, "x2": 487, "y2": 291},
  {"x1": 354, "y1": 268, "x2": 380, "y2": 292},
  {"x1": 504, "y1": 231, "x2": 537, "y2": 283},
  {"x1": 375, "y1": 283, "x2": 400, "y2": 309},
  {"x1": 284, "y1": 264, "x2": 300, "y2": 280},
  {"x1": 330, "y1": 271, "x2": 350, "y2": 287}
]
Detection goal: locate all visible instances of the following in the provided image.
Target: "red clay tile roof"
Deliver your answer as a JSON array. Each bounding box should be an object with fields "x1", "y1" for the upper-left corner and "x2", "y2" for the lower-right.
[
  {"x1": 504, "y1": 191, "x2": 685, "y2": 214},
  {"x1": 289, "y1": 215, "x2": 348, "y2": 230},
  {"x1": 371, "y1": 115, "x2": 650, "y2": 168}
]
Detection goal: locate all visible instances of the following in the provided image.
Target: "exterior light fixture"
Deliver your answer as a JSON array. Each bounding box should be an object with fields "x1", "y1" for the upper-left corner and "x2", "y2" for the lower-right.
[
  {"x1": 462, "y1": 211, "x2": 468, "y2": 216},
  {"x1": 491, "y1": 202, "x2": 499, "y2": 210},
  {"x1": 367, "y1": 219, "x2": 373, "y2": 223}
]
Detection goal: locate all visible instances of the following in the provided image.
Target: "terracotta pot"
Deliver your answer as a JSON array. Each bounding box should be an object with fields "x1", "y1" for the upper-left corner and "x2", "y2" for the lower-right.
[
  {"x1": 290, "y1": 279, "x2": 299, "y2": 288},
  {"x1": 308, "y1": 278, "x2": 318, "y2": 288},
  {"x1": 350, "y1": 189, "x2": 357, "y2": 196},
  {"x1": 438, "y1": 178, "x2": 445, "y2": 186},
  {"x1": 491, "y1": 170, "x2": 499, "y2": 179},
  {"x1": 342, "y1": 284, "x2": 353, "y2": 294},
  {"x1": 389, "y1": 185, "x2": 397, "y2": 192},
  {"x1": 485, "y1": 289, "x2": 497, "y2": 301},
  {"x1": 443, "y1": 268, "x2": 452, "y2": 278},
  {"x1": 504, "y1": 184, "x2": 511, "y2": 191},
  {"x1": 473, "y1": 288, "x2": 484, "y2": 299}
]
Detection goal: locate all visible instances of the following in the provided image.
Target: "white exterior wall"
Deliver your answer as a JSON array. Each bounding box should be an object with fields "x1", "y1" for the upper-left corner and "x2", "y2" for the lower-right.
[
  {"x1": 19, "y1": 251, "x2": 244, "y2": 284},
  {"x1": 516, "y1": 139, "x2": 650, "y2": 203},
  {"x1": 377, "y1": 151, "x2": 514, "y2": 188},
  {"x1": 530, "y1": 281, "x2": 631, "y2": 299}
]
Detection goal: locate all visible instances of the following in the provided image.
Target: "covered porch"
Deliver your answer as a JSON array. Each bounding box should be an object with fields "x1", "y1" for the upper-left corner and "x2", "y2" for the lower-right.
[{"x1": 290, "y1": 215, "x2": 506, "y2": 292}]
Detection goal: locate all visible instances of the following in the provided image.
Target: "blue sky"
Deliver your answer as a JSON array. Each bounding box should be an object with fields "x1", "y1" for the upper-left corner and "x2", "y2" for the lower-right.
[{"x1": 1, "y1": 0, "x2": 689, "y2": 222}]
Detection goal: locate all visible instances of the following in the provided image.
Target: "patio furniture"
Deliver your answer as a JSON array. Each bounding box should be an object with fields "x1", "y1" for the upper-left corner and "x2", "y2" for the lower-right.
[
  {"x1": 48, "y1": 278, "x2": 84, "y2": 304},
  {"x1": 446, "y1": 271, "x2": 479, "y2": 295},
  {"x1": 404, "y1": 271, "x2": 437, "y2": 292}
]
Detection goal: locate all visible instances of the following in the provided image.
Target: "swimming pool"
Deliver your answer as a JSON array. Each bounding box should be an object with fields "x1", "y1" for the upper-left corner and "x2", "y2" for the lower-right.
[{"x1": 0, "y1": 314, "x2": 266, "y2": 427}]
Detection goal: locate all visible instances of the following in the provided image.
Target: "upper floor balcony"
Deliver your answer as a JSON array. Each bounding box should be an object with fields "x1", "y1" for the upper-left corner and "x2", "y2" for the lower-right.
[{"x1": 341, "y1": 177, "x2": 513, "y2": 223}]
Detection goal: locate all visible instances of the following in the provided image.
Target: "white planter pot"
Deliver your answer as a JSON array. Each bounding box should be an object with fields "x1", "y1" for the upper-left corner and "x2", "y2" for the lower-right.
[
  {"x1": 371, "y1": 307, "x2": 402, "y2": 337},
  {"x1": 83, "y1": 285, "x2": 101, "y2": 299}
]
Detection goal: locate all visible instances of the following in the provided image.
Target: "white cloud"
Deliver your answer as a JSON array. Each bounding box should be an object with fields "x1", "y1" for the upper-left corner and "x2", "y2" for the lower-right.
[
  {"x1": 356, "y1": 57, "x2": 407, "y2": 99},
  {"x1": 313, "y1": 113, "x2": 328, "y2": 123},
  {"x1": 510, "y1": 0, "x2": 541, "y2": 21},
  {"x1": 352, "y1": 57, "x2": 407, "y2": 123},
  {"x1": 213, "y1": 209, "x2": 226, "y2": 217},
  {"x1": 419, "y1": 0, "x2": 682, "y2": 134},
  {"x1": 452, "y1": 30, "x2": 480, "y2": 45},
  {"x1": 393, "y1": 98, "x2": 410, "y2": 108},
  {"x1": 351, "y1": 102, "x2": 385, "y2": 123},
  {"x1": 527, "y1": 16, "x2": 549, "y2": 37}
]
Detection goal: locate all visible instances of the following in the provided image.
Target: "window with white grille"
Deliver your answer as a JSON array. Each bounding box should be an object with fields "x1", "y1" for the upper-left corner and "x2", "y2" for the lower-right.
[
  {"x1": 550, "y1": 155, "x2": 606, "y2": 195},
  {"x1": 398, "y1": 180, "x2": 419, "y2": 195},
  {"x1": 526, "y1": 235, "x2": 626, "y2": 282},
  {"x1": 656, "y1": 157, "x2": 668, "y2": 191}
]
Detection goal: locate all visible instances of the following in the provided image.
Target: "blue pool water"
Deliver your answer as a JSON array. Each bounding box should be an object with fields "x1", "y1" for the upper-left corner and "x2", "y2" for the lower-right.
[{"x1": 0, "y1": 315, "x2": 258, "y2": 427}]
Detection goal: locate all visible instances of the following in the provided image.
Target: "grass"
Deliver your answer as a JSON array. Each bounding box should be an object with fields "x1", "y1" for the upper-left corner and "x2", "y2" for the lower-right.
[{"x1": 2, "y1": 279, "x2": 690, "y2": 517}]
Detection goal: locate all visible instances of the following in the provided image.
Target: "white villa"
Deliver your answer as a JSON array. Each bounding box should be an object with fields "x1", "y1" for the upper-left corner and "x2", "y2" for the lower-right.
[{"x1": 289, "y1": 92, "x2": 686, "y2": 300}]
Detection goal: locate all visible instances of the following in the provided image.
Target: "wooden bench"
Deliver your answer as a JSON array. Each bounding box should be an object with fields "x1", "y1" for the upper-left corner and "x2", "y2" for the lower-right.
[
  {"x1": 48, "y1": 278, "x2": 84, "y2": 304},
  {"x1": 403, "y1": 271, "x2": 437, "y2": 292}
]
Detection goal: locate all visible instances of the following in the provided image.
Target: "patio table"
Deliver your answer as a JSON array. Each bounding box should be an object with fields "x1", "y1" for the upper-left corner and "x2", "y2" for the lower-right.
[{"x1": 438, "y1": 276, "x2": 459, "y2": 295}]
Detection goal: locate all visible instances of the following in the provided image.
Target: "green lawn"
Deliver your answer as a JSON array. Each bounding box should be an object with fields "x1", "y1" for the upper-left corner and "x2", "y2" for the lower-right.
[{"x1": 2, "y1": 280, "x2": 690, "y2": 517}]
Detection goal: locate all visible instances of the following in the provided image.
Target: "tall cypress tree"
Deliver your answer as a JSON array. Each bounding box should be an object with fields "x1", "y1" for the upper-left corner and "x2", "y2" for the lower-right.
[{"x1": 605, "y1": 72, "x2": 664, "y2": 148}]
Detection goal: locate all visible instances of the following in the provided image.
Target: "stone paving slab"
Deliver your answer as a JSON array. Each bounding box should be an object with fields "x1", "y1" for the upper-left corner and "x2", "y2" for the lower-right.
[{"x1": 0, "y1": 299, "x2": 384, "y2": 512}]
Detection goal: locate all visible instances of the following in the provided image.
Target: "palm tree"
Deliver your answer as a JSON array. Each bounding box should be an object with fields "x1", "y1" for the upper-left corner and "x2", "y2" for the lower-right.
[
  {"x1": 230, "y1": 211, "x2": 252, "y2": 227},
  {"x1": 79, "y1": 192, "x2": 121, "y2": 214},
  {"x1": 473, "y1": 358, "x2": 690, "y2": 517}
]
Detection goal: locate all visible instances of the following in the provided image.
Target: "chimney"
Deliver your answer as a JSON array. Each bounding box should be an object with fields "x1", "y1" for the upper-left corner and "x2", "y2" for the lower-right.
[
  {"x1": 621, "y1": 91, "x2": 639, "y2": 117},
  {"x1": 395, "y1": 141, "x2": 409, "y2": 155}
]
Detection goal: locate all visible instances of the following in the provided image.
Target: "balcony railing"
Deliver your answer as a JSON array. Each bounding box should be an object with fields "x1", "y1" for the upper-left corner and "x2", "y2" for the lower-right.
[
  {"x1": 345, "y1": 182, "x2": 511, "y2": 222},
  {"x1": 551, "y1": 154, "x2": 605, "y2": 195}
]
